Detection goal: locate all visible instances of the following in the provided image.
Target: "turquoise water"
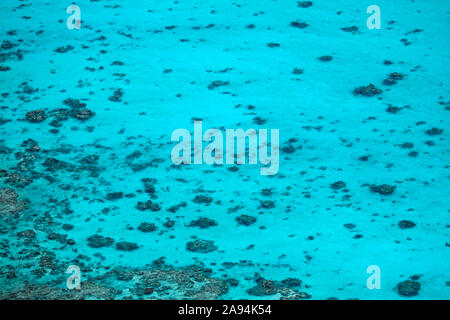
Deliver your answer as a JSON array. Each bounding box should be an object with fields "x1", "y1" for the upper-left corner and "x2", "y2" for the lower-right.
[{"x1": 0, "y1": 0, "x2": 449, "y2": 299}]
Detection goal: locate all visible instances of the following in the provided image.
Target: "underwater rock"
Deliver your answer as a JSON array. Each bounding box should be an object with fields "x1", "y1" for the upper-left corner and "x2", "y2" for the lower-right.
[
  {"x1": 143, "y1": 184, "x2": 155, "y2": 195},
  {"x1": 260, "y1": 200, "x2": 275, "y2": 209},
  {"x1": 383, "y1": 79, "x2": 396, "y2": 86},
  {"x1": 0, "y1": 188, "x2": 27, "y2": 215},
  {"x1": 62, "y1": 224, "x2": 74, "y2": 231},
  {"x1": 87, "y1": 234, "x2": 114, "y2": 248},
  {"x1": 74, "y1": 108, "x2": 95, "y2": 121},
  {"x1": 142, "y1": 287, "x2": 154, "y2": 295},
  {"x1": 80, "y1": 155, "x2": 99, "y2": 165},
  {"x1": 141, "y1": 178, "x2": 157, "y2": 196},
  {"x1": 425, "y1": 127, "x2": 443, "y2": 136},
  {"x1": 17, "y1": 229, "x2": 36, "y2": 239},
  {"x1": 1, "y1": 40, "x2": 18, "y2": 50},
  {"x1": 292, "y1": 68, "x2": 304, "y2": 75},
  {"x1": 42, "y1": 158, "x2": 74, "y2": 172},
  {"x1": 26, "y1": 110, "x2": 47, "y2": 123},
  {"x1": 192, "y1": 195, "x2": 213, "y2": 205},
  {"x1": 126, "y1": 151, "x2": 143, "y2": 162},
  {"x1": 386, "y1": 105, "x2": 402, "y2": 114},
  {"x1": 247, "y1": 279, "x2": 280, "y2": 296},
  {"x1": 370, "y1": 184, "x2": 396, "y2": 195},
  {"x1": 389, "y1": 72, "x2": 404, "y2": 80},
  {"x1": 225, "y1": 278, "x2": 239, "y2": 287},
  {"x1": 5, "y1": 173, "x2": 33, "y2": 188},
  {"x1": 49, "y1": 108, "x2": 70, "y2": 124},
  {"x1": 397, "y1": 280, "x2": 421, "y2": 297},
  {"x1": 297, "y1": 1, "x2": 313, "y2": 8},
  {"x1": 281, "y1": 144, "x2": 296, "y2": 154},
  {"x1": 21, "y1": 138, "x2": 40, "y2": 152},
  {"x1": 0, "y1": 281, "x2": 121, "y2": 300},
  {"x1": 39, "y1": 254, "x2": 57, "y2": 270},
  {"x1": 116, "y1": 241, "x2": 139, "y2": 251},
  {"x1": 330, "y1": 181, "x2": 346, "y2": 190},
  {"x1": 207, "y1": 81, "x2": 229, "y2": 90},
  {"x1": 0, "y1": 118, "x2": 11, "y2": 126},
  {"x1": 247, "y1": 276, "x2": 310, "y2": 299},
  {"x1": 383, "y1": 72, "x2": 405, "y2": 85},
  {"x1": 398, "y1": 142, "x2": 414, "y2": 149},
  {"x1": 290, "y1": 21, "x2": 308, "y2": 29},
  {"x1": 136, "y1": 200, "x2": 161, "y2": 211},
  {"x1": 186, "y1": 240, "x2": 217, "y2": 253},
  {"x1": 236, "y1": 214, "x2": 257, "y2": 226},
  {"x1": 0, "y1": 261, "x2": 230, "y2": 299},
  {"x1": 164, "y1": 219, "x2": 175, "y2": 228},
  {"x1": 281, "y1": 278, "x2": 302, "y2": 288},
  {"x1": 188, "y1": 217, "x2": 218, "y2": 229},
  {"x1": 137, "y1": 222, "x2": 157, "y2": 233},
  {"x1": 0, "y1": 49, "x2": 23, "y2": 63},
  {"x1": 47, "y1": 232, "x2": 72, "y2": 245},
  {"x1": 167, "y1": 202, "x2": 187, "y2": 213},
  {"x1": 54, "y1": 45, "x2": 74, "y2": 53},
  {"x1": 63, "y1": 98, "x2": 86, "y2": 109},
  {"x1": 106, "y1": 192, "x2": 123, "y2": 201},
  {"x1": 398, "y1": 220, "x2": 416, "y2": 229},
  {"x1": 341, "y1": 26, "x2": 359, "y2": 33},
  {"x1": 108, "y1": 89, "x2": 124, "y2": 102},
  {"x1": 353, "y1": 84, "x2": 382, "y2": 97},
  {"x1": 197, "y1": 279, "x2": 229, "y2": 298},
  {"x1": 318, "y1": 55, "x2": 333, "y2": 62},
  {"x1": 253, "y1": 117, "x2": 267, "y2": 125}
]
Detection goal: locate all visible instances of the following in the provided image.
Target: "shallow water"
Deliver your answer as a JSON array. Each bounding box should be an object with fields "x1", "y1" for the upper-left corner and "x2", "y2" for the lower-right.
[{"x1": 0, "y1": 0, "x2": 449, "y2": 299}]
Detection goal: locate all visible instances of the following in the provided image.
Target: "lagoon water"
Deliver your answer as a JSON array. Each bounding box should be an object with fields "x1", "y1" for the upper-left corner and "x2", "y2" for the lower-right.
[{"x1": 0, "y1": 0, "x2": 449, "y2": 299}]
